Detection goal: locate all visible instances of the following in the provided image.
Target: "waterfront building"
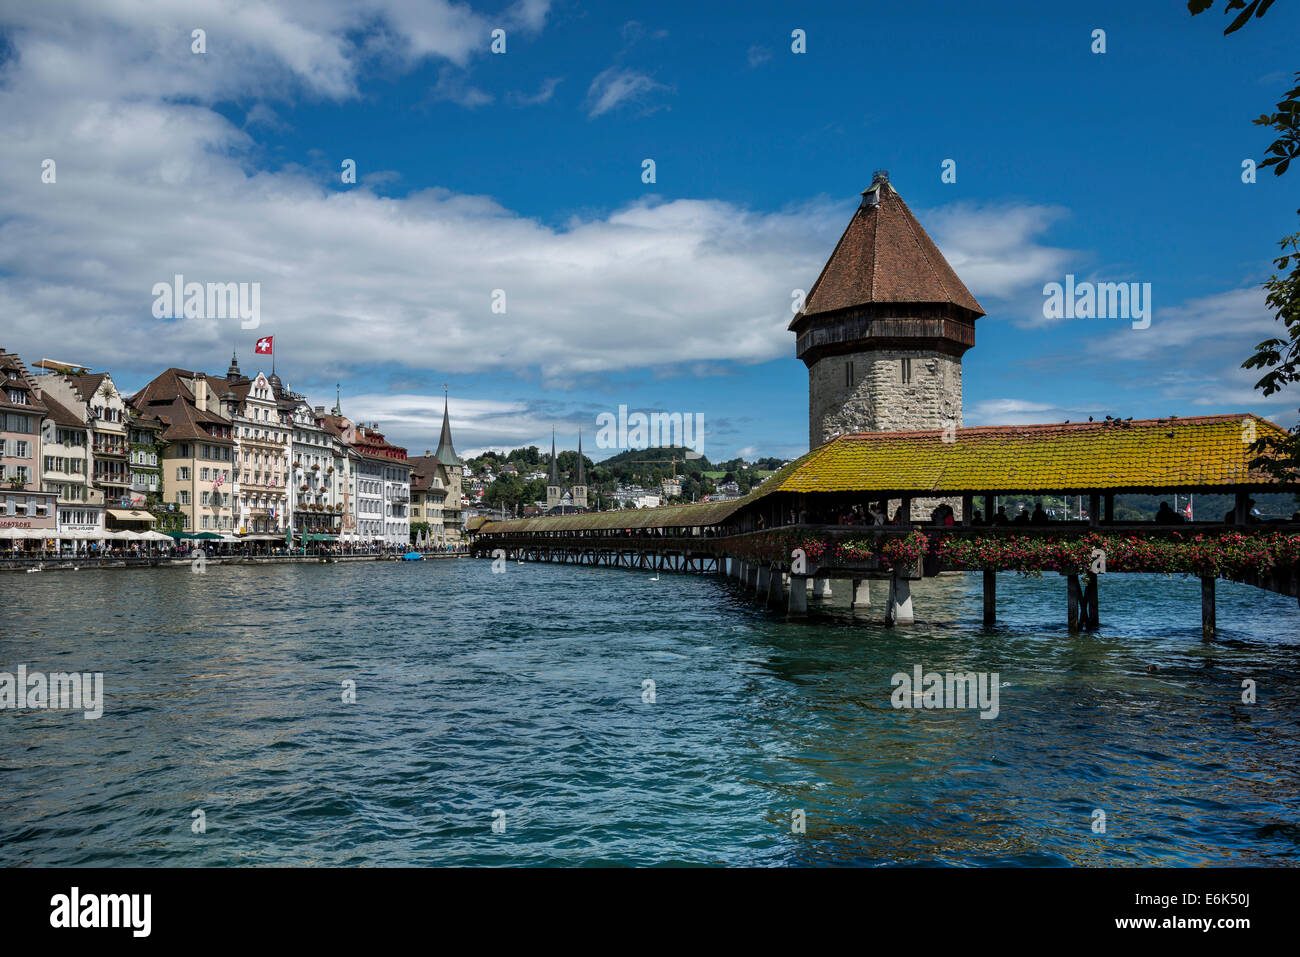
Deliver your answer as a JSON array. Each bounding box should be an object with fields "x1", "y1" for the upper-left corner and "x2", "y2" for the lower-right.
[
  {"x1": 283, "y1": 393, "x2": 344, "y2": 542},
  {"x1": 405, "y1": 395, "x2": 464, "y2": 543},
  {"x1": 36, "y1": 364, "x2": 132, "y2": 508},
  {"x1": 320, "y1": 406, "x2": 411, "y2": 546},
  {"x1": 126, "y1": 409, "x2": 165, "y2": 507},
  {"x1": 791, "y1": 170, "x2": 984, "y2": 449},
  {"x1": 218, "y1": 360, "x2": 290, "y2": 539},
  {"x1": 38, "y1": 389, "x2": 103, "y2": 540},
  {"x1": 0, "y1": 349, "x2": 58, "y2": 540},
  {"x1": 408, "y1": 455, "x2": 448, "y2": 543},
  {"x1": 129, "y1": 367, "x2": 237, "y2": 533}
]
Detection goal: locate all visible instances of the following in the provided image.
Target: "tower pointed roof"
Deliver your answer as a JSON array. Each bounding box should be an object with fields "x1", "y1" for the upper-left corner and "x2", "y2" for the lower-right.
[
  {"x1": 793, "y1": 171, "x2": 984, "y2": 324},
  {"x1": 435, "y1": 391, "x2": 460, "y2": 467},
  {"x1": 575, "y1": 432, "x2": 586, "y2": 486},
  {"x1": 227, "y1": 350, "x2": 242, "y2": 380},
  {"x1": 548, "y1": 429, "x2": 560, "y2": 486}
]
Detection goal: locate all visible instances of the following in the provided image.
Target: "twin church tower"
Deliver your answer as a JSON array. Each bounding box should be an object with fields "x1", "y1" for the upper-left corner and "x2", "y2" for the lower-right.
[
  {"x1": 793, "y1": 171, "x2": 985, "y2": 449},
  {"x1": 546, "y1": 430, "x2": 587, "y2": 511}
]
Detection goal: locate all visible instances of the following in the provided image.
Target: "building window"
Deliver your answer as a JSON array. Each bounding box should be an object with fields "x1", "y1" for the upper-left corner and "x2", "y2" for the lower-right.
[
  {"x1": 900, "y1": 358, "x2": 913, "y2": 384},
  {"x1": 845, "y1": 361, "x2": 855, "y2": 388}
]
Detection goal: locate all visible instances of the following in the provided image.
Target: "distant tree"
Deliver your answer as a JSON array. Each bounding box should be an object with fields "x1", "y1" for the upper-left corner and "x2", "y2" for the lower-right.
[{"x1": 485, "y1": 473, "x2": 524, "y2": 508}]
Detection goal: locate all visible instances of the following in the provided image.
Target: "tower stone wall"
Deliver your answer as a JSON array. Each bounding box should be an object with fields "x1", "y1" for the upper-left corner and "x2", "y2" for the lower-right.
[{"x1": 809, "y1": 349, "x2": 962, "y2": 448}]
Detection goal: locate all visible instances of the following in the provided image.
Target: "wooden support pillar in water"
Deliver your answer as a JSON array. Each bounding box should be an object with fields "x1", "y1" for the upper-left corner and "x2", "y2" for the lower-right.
[
  {"x1": 811, "y1": 577, "x2": 832, "y2": 600},
  {"x1": 1201, "y1": 575, "x2": 1216, "y2": 639},
  {"x1": 1084, "y1": 572, "x2": 1099, "y2": 629},
  {"x1": 851, "y1": 578, "x2": 870, "y2": 609},
  {"x1": 982, "y1": 569, "x2": 996, "y2": 627},
  {"x1": 755, "y1": 564, "x2": 770, "y2": 596},
  {"x1": 788, "y1": 576, "x2": 808, "y2": 616},
  {"x1": 885, "y1": 570, "x2": 914, "y2": 626},
  {"x1": 1066, "y1": 573, "x2": 1081, "y2": 631},
  {"x1": 768, "y1": 568, "x2": 786, "y2": 607}
]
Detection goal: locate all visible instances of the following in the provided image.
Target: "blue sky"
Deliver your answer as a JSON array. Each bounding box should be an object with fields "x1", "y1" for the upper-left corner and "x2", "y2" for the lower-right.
[{"x1": 1, "y1": 0, "x2": 1297, "y2": 461}]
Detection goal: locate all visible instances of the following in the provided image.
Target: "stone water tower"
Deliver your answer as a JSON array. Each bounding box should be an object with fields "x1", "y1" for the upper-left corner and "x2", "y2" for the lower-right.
[{"x1": 791, "y1": 171, "x2": 985, "y2": 449}]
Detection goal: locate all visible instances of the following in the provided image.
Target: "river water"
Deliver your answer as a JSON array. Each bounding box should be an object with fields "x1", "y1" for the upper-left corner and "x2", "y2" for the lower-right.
[{"x1": 2, "y1": 559, "x2": 1298, "y2": 866}]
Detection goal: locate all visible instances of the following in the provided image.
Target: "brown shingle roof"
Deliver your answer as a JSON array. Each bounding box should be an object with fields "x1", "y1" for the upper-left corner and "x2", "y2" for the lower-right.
[
  {"x1": 67, "y1": 372, "x2": 108, "y2": 403},
  {"x1": 129, "y1": 368, "x2": 235, "y2": 444},
  {"x1": 797, "y1": 175, "x2": 984, "y2": 320},
  {"x1": 39, "y1": 390, "x2": 86, "y2": 428},
  {"x1": 0, "y1": 349, "x2": 49, "y2": 415}
]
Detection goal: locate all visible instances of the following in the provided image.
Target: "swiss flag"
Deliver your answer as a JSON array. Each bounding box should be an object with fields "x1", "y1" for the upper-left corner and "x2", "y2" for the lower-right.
[{"x1": 255, "y1": 336, "x2": 273, "y2": 355}]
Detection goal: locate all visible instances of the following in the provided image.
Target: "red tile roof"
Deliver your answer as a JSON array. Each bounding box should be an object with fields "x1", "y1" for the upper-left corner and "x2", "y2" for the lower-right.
[{"x1": 798, "y1": 175, "x2": 984, "y2": 320}]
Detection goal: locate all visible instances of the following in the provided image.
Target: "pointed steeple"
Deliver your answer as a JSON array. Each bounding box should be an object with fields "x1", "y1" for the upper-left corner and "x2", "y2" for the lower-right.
[
  {"x1": 435, "y1": 388, "x2": 460, "y2": 467},
  {"x1": 332, "y1": 383, "x2": 341, "y2": 416},
  {"x1": 548, "y1": 429, "x2": 560, "y2": 485},
  {"x1": 575, "y1": 431, "x2": 586, "y2": 486},
  {"x1": 227, "y1": 350, "x2": 241, "y2": 380}
]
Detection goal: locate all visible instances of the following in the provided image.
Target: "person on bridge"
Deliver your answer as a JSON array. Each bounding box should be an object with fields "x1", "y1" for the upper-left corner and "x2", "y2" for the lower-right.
[
  {"x1": 1224, "y1": 499, "x2": 1259, "y2": 524},
  {"x1": 992, "y1": 506, "x2": 1010, "y2": 526},
  {"x1": 1155, "y1": 501, "x2": 1185, "y2": 524},
  {"x1": 1031, "y1": 502, "x2": 1049, "y2": 524}
]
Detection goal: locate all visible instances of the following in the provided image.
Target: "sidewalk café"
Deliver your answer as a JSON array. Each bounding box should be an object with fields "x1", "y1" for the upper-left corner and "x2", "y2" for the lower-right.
[
  {"x1": 105, "y1": 507, "x2": 157, "y2": 533},
  {"x1": 2, "y1": 526, "x2": 176, "y2": 557}
]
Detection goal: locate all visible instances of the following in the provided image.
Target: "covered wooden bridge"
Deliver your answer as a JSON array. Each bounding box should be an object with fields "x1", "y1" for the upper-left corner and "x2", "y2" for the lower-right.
[{"x1": 471, "y1": 414, "x2": 1300, "y2": 635}]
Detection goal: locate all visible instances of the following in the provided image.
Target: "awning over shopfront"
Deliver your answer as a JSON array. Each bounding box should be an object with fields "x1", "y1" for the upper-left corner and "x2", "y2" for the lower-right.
[
  {"x1": 302, "y1": 534, "x2": 337, "y2": 542},
  {"x1": 106, "y1": 508, "x2": 156, "y2": 525}
]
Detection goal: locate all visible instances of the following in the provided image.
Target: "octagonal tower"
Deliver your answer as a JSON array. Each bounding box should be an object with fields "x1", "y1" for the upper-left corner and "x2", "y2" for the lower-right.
[{"x1": 791, "y1": 171, "x2": 985, "y2": 449}]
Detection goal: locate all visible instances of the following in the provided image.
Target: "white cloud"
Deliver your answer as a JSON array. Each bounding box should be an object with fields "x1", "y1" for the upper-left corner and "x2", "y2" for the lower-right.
[
  {"x1": 0, "y1": 0, "x2": 550, "y2": 104},
  {"x1": 0, "y1": 3, "x2": 1082, "y2": 434},
  {"x1": 584, "y1": 67, "x2": 669, "y2": 118},
  {"x1": 507, "y1": 76, "x2": 562, "y2": 106},
  {"x1": 430, "y1": 66, "x2": 494, "y2": 108},
  {"x1": 1088, "y1": 286, "x2": 1277, "y2": 362},
  {"x1": 923, "y1": 202, "x2": 1076, "y2": 308},
  {"x1": 965, "y1": 398, "x2": 1079, "y2": 426},
  {"x1": 747, "y1": 45, "x2": 772, "y2": 68}
]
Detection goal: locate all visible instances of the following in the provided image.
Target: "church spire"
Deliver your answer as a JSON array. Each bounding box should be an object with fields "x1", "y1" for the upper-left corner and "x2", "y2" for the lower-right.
[
  {"x1": 435, "y1": 387, "x2": 460, "y2": 466},
  {"x1": 548, "y1": 428, "x2": 560, "y2": 485},
  {"x1": 227, "y1": 350, "x2": 241, "y2": 380},
  {"x1": 575, "y1": 431, "x2": 586, "y2": 486}
]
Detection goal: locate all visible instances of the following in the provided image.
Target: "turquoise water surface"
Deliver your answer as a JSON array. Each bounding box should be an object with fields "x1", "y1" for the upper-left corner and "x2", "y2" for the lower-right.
[{"x1": 2, "y1": 559, "x2": 1298, "y2": 866}]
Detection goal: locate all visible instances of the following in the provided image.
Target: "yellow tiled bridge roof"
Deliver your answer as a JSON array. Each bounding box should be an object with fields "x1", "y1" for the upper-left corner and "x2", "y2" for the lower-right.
[
  {"x1": 772, "y1": 414, "x2": 1289, "y2": 495},
  {"x1": 476, "y1": 414, "x2": 1294, "y2": 535}
]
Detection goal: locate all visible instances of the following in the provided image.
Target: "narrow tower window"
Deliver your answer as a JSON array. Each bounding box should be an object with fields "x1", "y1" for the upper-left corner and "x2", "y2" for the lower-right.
[
  {"x1": 845, "y1": 361, "x2": 855, "y2": 388},
  {"x1": 900, "y1": 358, "x2": 913, "y2": 384}
]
